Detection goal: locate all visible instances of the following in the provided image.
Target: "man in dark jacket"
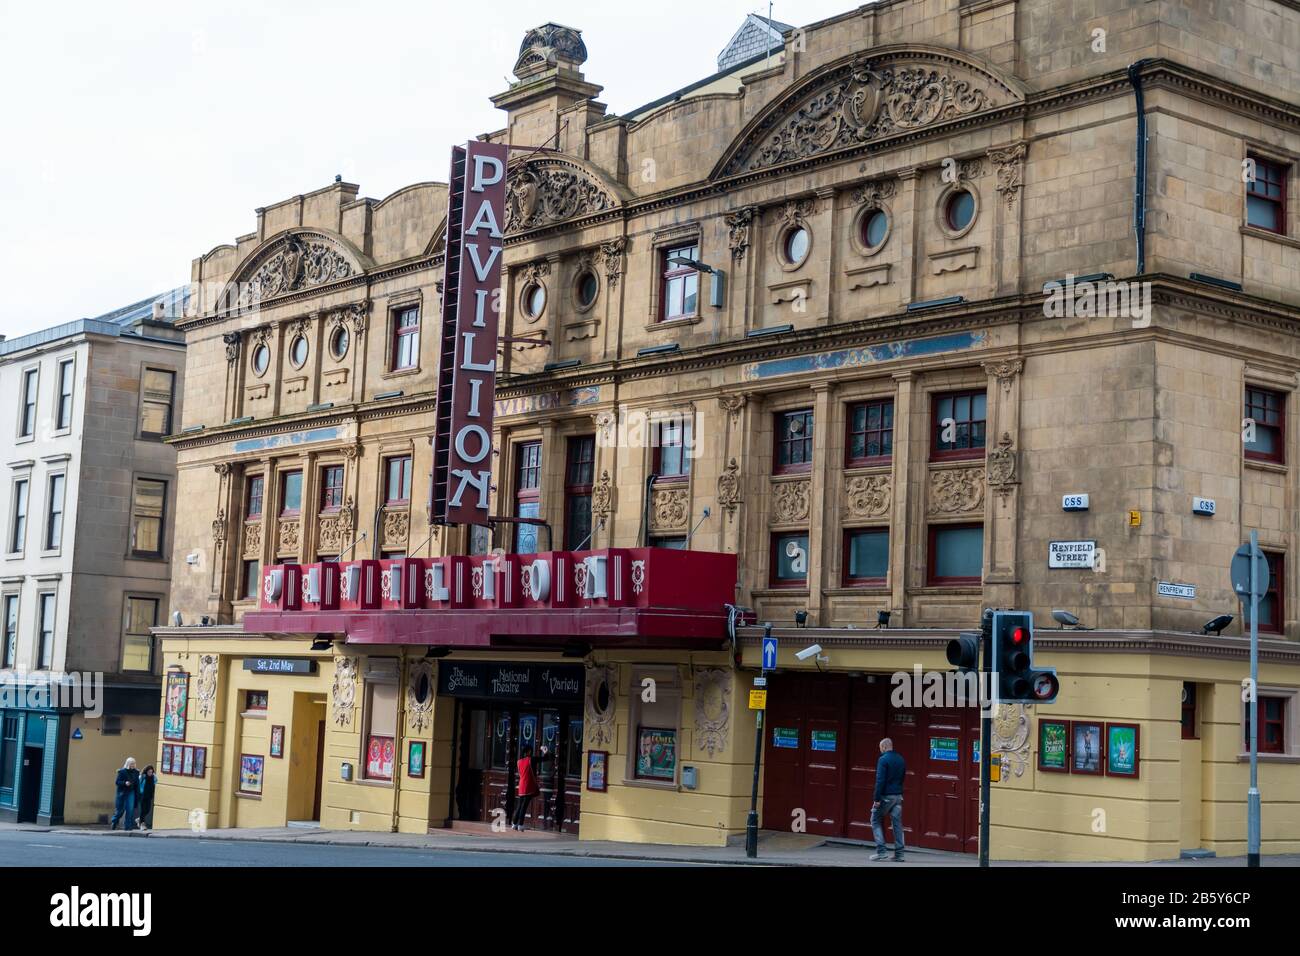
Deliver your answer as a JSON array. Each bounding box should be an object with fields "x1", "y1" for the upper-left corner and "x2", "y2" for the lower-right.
[
  {"x1": 110, "y1": 758, "x2": 140, "y2": 831},
  {"x1": 870, "y1": 738, "x2": 905, "y2": 861}
]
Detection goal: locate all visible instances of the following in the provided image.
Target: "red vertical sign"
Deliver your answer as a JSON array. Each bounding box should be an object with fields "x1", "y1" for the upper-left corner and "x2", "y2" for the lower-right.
[{"x1": 432, "y1": 141, "x2": 508, "y2": 525}]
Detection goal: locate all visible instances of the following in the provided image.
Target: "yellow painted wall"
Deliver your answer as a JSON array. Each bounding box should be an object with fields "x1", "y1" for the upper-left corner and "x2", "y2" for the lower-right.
[{"x1": 62, "y1": 713, "x2": 157, "y2": 824}]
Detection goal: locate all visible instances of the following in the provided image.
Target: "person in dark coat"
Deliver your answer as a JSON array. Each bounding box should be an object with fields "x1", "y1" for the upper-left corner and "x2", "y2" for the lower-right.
[
  {"x1": 136, "y1": 765, "x2": 157, "y2": 831},
  {"x1": 111, "y1": 758, "x2": 140, "y2": 831},
  {"x1": 870, "y1": 737, "x2": 906, "y2": 862}
]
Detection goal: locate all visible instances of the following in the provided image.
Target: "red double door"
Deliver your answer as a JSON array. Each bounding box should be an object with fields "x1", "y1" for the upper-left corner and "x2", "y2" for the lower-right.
[{"x1": 762, "y1": 673, "x2": 981, "y2": 852}]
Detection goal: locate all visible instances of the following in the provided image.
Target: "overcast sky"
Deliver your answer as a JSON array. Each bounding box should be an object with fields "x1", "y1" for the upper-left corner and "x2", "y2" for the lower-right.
[{"x1": 0, "y1": 0, "x2": 856, "y2": 338}]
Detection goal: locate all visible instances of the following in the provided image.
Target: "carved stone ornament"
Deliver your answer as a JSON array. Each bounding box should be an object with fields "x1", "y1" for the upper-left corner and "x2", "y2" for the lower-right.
[
  {"x1": 719, "y1": 393, "x2": 747, "y2": 425},
  {"x1": 196, "y1": 654, "x2": 219, "y2": 718},
  {"x1": 332, "y1": 656, "x2": 358, "y2": 727},
  {"x1": 406, "y1": 659, "x2": 435, "y2": 734},
  {"x1": 599, "y1": 238, "x2": 627, "y2": 287},
  {"x1": 986, "y1": 432, "x2": 1018, "y2": 495},
  {"x1": 929, "y1": 467, "x2": 985, "y2": 515},
  {"x1": 242, "y1": 521, "x2": 262, "y2": 558},
  {"x1": 777, "y1": 197, "x2": 816, "y2": 227},
  {"x1": 957, "y1": 158, "x2": 984, "y2": 182},
  {"x1": 236, "y1": 233, "x2": 356, "y2": 309},
  {"x1": 223, "y1": 331, "x2": 241, "y2": 364},
  {"x1": 513, "y1": 22, "x2": 588, "y2": 79},
  {"x1": 724, "y1": 54, "x2": 1013, "y2": 175},
  {"x1": 277, "y1": 518, "x2": 300, "y2": 554},
  {"x1": 771, "y1": 478, "x2": 811, "y2": 525},
  {"x1": 717, "y1": 458, "x2": 742, "y2": 516},
  {"x1": 213, "y1": 462, "x2": 232, "y2": 478},
  {"x1": 850, "y1": 178, "x2": 897, "y2": 207},
  {"x1": 988, "y1": 143, "x2": 1027, "y2": 204},
  {"x1": 845, "y1": 474, "x2": 891, "y2": 519},
  {"x1": 694, "y1": 667, "x2": 731, "y2": 758},
  {"x1": 982, "y1": 358, "x2": 1023, "y2": 394},
  {"x1": 725, "y1": 206, "x2": 757, "y2": 261},
  {"x1": 318, "y1": 496, "x2": 356, "y2": 553},
  {"x1": 383, "y1": 510, "x2": 410, "y2": 550},
  {"x1": 505, "y1": 159, "x2": 617, "y2": 233},
  {"x1": 591, "y1": 470, "x2": 613, "y2": 521},
  {"x1": 992, "y1": 703, "x2": 1031, "y2": 777},
  {"x1": 593, "y1": 410, "x2": 616, "y2": 444},
  {"x1": 651, "y1": 487, "x2": 691, "y2": 532},
  {"x1": 211, "y1": 509, "x2": 228, "y2": 547},
  {"x1": 584, "y1": 662, "x2": 617, "y2": 748}
]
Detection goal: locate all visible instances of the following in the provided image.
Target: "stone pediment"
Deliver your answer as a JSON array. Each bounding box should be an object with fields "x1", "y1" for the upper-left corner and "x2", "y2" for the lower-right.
[
  {"x1": 717, "y1": 48, "x2": 1024, "y2": 178},
  {"x1": 505, "y1": 157, "x2": 624, "y2": 234},
  {"x1": 223, "y1": 230, "x2": 368, "y2": 311}
]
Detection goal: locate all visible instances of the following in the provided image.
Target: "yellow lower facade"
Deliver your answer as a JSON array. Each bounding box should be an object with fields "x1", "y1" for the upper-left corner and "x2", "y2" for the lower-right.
[{"x1": 151, "y1": 630, "x2": 1300, "y2": 861}]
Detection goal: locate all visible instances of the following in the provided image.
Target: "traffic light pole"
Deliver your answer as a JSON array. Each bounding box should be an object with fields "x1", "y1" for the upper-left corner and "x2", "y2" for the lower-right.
[{"x1": 979, "y1": 624, "x2": 992, "y2": 869}]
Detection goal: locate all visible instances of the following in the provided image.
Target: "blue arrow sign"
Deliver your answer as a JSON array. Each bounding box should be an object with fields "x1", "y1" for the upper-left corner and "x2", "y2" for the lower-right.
[{"x1": 762, "y1": 636, "x2": 778, "y2": 671}]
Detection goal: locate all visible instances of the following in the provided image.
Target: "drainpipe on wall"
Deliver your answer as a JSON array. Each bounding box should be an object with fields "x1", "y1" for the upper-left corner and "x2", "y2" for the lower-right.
[{"x1": 1127, "y1": 59, "x2": 1154, "y2": 276}]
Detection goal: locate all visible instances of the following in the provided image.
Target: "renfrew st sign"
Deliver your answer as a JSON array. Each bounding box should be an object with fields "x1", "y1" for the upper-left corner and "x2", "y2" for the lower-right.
[{"x1": 433, "y1": 140, "x2": 509, "y2": 526}]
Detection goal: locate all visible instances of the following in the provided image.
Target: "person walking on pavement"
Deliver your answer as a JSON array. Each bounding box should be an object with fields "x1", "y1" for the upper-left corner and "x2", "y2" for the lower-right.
[
  {"x1": 511, "y1": 744, "x2": 542, "y2": 831},
  {"x1": 870, "y1": 737, "x2": 906, "y2": 862},
  {"x1": 136, "y1": 764, "x2": 157, "y2": 831},
  {"x1": 111, "y1": 757, "x2": 140, "y2": 831}
]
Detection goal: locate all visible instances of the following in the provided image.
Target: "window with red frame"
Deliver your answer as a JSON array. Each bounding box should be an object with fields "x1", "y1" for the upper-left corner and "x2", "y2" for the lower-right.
[
  {"x1": 384, "y1": 456, "x2": 412, "y2": 506},
  {"x1": 659, "y1": 243, "x2": 699, "y2": 321},
  {"x1": 1259, "y1": 551, "x2": 1284, "y2": 634},
  {"x1": 932, "y1": 390, "x2": 987, "y2": 460},
  {"x1": 391, "y1": 307, "x2": 420, "y2": 370},
  {"x1": 846, "y1": 399, "x2": 894, "y2": 465},
  {"x1": 1181, "y1": 682, "x2": 1198, "y2": 740},
  {"x1": 653, "y1": 417, "x2": 692, "y2": 480},
  {"x1": 770, "y1": 532, "x2": 810, "y2": 588},
  {"x1": 279, "y1": 471, "x2": 302, "y2": 516},
  {"x1": 1246, "y1": 156, "x2": 1287, "y2": 234},
  {"x1": 1244, "y1": 387, "x2": 1285, "y2": 463},
  {"x1": 514, "y1": 441, "x2": 542, "y2": 554},
  {"x1": 927, "y1": 523, "x2": 984, "y2": 586},
  {"x1": 774, "y1": 409, "x2": 814, "y2": 474},
  {"x1": 843, "y1": 528, "x2": 889, "y2": 586},
  {"x1": 1245, "y1": 696, "x2": 1287, "y2": 754},
  {"x1": 319, "y1": 465, "x2": 344, "y2": 512},
  {"x1": 565, "y1": 435, "x2": 595, "y2": 551},
  {"x1": 245, "y1": 475, "x2": 264, "y2": 521}
]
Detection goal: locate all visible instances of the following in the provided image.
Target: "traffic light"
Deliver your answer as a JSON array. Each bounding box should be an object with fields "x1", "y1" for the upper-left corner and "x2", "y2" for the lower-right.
[
  {"x1": 992, "y1": 610, "x2": 1059, "y2": 703},
  {"x1": 946, "y1": 632, "x2": 981, "y2": 672}
]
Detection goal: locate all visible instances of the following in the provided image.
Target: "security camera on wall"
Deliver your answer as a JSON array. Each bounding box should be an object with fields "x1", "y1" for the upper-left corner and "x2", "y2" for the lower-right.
[{"x1": 795, "y1": 644, "x2": 823, "y2": 661}]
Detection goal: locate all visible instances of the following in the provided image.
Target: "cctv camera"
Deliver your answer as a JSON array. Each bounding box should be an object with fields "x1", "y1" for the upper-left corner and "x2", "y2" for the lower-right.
[{"x1": 795, "y1": 644, "x2": 823, "y2": 662}]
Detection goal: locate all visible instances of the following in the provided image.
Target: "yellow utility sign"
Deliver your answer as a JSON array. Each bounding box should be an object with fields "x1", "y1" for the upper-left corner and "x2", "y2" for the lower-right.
[
  {"x1": 748, "y1": 689, "x2": 767, "y2": 710},
  {"x1": 1129, "y1": 510, "x2": 1141, "y2": 527}
]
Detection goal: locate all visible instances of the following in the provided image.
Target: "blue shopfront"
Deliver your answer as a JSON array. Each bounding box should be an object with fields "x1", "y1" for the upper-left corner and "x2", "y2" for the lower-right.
[{"x1": 0, "y1": 708, "x2": 70, "y2": 826}]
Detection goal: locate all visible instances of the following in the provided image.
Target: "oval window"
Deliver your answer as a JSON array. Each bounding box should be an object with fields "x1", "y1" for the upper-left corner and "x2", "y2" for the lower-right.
[
  {"x1": 251, "y1": 344, "x2": 269, "y2": 375},
  {"x1": 861, "y1": 209, "x2": 888, "y2": 249},
  {"x1": 946, "y1": 190, "x2": 975, "y2": 232},
  {"x1": 524, "y1": 283, "x2": 547, "y2": 319},
  {"x1": 596, "y1": 679, "x2": 611, "y2": 713},
  {"x1": 290, "y1": 336, "x2": 308, "y2": 368},
  {"x1": 576, "y1": 271, "x2": 598, "y2": 308},
  {"x1": 415, "y1": 672, "x2": 431, "y2": 705},
  {"x1": 784, "y1": 226, "x2": 810, "y2": 265},
  {"x1": 330, "y1": 325, "x2": 349, "y2": 360}
]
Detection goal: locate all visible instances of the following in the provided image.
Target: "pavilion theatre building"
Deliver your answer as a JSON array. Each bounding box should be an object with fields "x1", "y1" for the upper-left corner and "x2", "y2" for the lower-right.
[{"x1": 155, "y1": 1, "x2": 1300, "y2": 860}]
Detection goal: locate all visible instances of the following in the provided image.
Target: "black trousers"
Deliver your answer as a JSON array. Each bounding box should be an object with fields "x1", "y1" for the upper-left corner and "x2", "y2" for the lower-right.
[{"x1": 512, "y1": 793, "x2": 535, "y2": 826}]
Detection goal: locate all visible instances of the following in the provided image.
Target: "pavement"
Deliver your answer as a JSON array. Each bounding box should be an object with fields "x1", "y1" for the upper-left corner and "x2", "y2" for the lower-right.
[{"x1": 2, "y1": 822, "x2": 1296, "y2": 867}]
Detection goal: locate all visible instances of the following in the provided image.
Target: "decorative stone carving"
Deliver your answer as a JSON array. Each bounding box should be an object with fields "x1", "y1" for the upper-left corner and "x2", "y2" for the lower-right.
[
  {"x1": 406, "y1": 659, "x2": 435, "y2": 734},
  {"x1": 770, "y1": 478, "x2": 811, "y2": 525},
  {"x1": 505, "y1": 160, "x2": 617, "y2": 233},
  {"x1": 382, "y1": 510, "x2": 410, "y2": 550},
  {"x1": 725, "y1": 206, "x2": 757, "y2": 260},
  {"x1": 287, "y1": 316, "x2": 311, "y2": 340},
  {"x1": 593, "y1": 410, "x2": 616, "y2": 445},
  {"x1": 957, "y1": 158, "x2": 984, "y2": 182},
  {"x1": 986, "y1": 432, "x2": 1018, "y2": 500},
  {"x1": 277, "y1": 518, "x2": 300, "y2": 554},
  {"x1": 584, "y1": 662, "x2": 617, "y2": 747},
  {"x1": 211, "y1": 509, "x2": 227, "y2": 547},
  {"x1": 213, "y1": 462, "x2": 232, "y2": 477},
  {"x1": 693, "y1": 667, "x2": 731, "y2": 757},
  {"x1": 252, "y1": 324, "x2": 273, "y2": 346},
  {"x1": 982, "y1": 358, "x2": 1023, "y2": 394},
  {"x1": 929, "y1": 467, "x2": 985, "y2": 515},
  {"x1": 988, "y1": 143, "x2": 1027, "y2": 205},
  {"x1": 850, "y1": 178, "x2": 897, "y2": 207},
  {"x1": 196, "y1": 654, "x2": 219, "y2": 718},
  {"x1": 725, "y1": 56, "x2": 1010, "y2": 175},
  {"x1": 237, "y1": 234, "x2": 355, "y2": 308},
  {"x1": 845, "y1": 474, "x2": 891, "y2": 519},
  {"x1": 992, "y1": 703, "x2": 1031, "y2": 777},
  {"x1": 223, "y1": 332, "x2": 241, "y2": 364},
  {"x1": 513, "y1": 22, "x2": 587, "y2": 79},
  {"x1": 332, "y1": 656, "x2": 358, "y2": 727},
  {"x1": 717, "y1": 458, "x2": 742, "y2": 517},
  {"x1": 650, "y1": 487, "x2": 690, "y2": 532},
  {"x1": 776, "y1": 197, "x2": 816, "y2": 227},
  {"x1": 599, "y1": 238, "x2": 626, "y2": 287},
  {"x1": 591, "y1": 470, "x2": 613, "y2": 521},
  {"x1": 242, "y1": 521, "x2": 262, "y2": 558},
  {"x1": 719, "y1": 393, "x2": 747, "y2": 426},
  {"x1": 318, "y1": 496, "x2": 356, "y2": 554}
]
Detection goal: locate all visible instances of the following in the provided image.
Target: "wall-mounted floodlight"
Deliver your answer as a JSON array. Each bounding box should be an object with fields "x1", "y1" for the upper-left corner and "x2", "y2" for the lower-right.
[{"x1": 667, "y1": 256, "x2": 725, "y2": 308}]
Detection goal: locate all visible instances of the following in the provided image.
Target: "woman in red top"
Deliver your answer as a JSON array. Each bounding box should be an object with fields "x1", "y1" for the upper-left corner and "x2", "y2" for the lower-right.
[{"x1": 512, "y1": 744, "x2": 541, "y2": 831}]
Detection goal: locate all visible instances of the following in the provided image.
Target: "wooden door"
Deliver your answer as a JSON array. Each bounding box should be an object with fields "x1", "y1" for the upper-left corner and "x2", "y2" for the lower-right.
[
  {"x1": 846, "y1": 677, "x2": 889, "y2": 842},
  {"x1": 560, "y1": 707, "x2": 583, "y2": 834},
  {"x1": 803, "y1": 676, "x2": 849, "y2": 835},
  {"x1": 482, "y1": 707, "x2": 513, "y2": 823},
  {"x1": 761, "y1": 673, "x2": 807, "y2": 832},
  {"x1": 917, "y1": 708, "x2": 966, "y2": 852}
]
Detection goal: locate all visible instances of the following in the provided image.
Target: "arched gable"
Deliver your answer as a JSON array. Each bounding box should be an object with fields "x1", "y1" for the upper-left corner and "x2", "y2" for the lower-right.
[
  {"x1": 220, "y1": 228, "x2": 371, "y2": 311},
  {"x1": 504, "y1": 155, "x2": 628, "y2": 235}
]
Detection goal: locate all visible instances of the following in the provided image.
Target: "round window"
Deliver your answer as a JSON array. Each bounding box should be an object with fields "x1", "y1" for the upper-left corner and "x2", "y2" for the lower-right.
[
  {"x1": 251, "y1": 344, "x2": 269, "y2": 375},
  {"x1": 596, "y1": 680, "x2": 611, "y2": 713},
  {"x1": 329, "y1": 325, "x2": 349, "y2": 360},
  {"x1": 576, "y1": 271, "x2": 598, "y2": 308},
  {"x1": 784, "y1": 226, "x2": 810, "y2": 265},
  {"x1": 945, "y1": 190, "x2": 976, "y2": 232},
  {"x1": 524, "y1": 283, "x2": 547, "y2": 319},
  {"x1": 415, "y1": 672, "x2": 431, "y2": 705},
  {"x1": 861, "y1": 209, "x2": 889, "y2": 249},
  {"x1": 289, "y1": 335, "x2": 308, "y2": 368}
]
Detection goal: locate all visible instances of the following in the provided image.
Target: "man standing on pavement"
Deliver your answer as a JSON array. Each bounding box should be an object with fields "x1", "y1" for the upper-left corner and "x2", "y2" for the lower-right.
[{"x1": 870, "y1": 737, "x2": 905, "y2": 862}]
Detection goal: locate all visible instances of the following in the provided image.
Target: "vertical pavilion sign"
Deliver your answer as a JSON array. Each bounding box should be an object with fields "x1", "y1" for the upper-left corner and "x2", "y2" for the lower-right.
[{"x1": 432, "y1": 141, "x2": 508, "y2": 525}]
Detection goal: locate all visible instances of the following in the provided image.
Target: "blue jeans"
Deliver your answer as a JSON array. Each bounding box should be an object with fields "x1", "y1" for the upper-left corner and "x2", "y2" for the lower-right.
[
  {"x1": 871, "y1": 794, "x2": 904, "y2": 856},
  {"x1": 111, "y1": 790, "x2": 136, "y2": 830}
]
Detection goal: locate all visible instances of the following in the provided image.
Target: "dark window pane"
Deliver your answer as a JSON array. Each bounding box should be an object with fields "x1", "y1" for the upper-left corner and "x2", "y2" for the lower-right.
[
  {"x1": 933, "y1": 526, "x2": 983, "y2": 580},
  {"x1": 847, "y1": 530, "x2": 889, "y2": 581}
]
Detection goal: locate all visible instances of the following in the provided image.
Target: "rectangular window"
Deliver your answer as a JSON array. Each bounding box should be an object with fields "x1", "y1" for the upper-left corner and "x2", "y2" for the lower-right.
[
  {"x1": 9, "y1": 479, "x2": 28, "y2": 553},
  {"x1": 770, "y1": 532, "x2": 809, "y2": 588},
  {"x1": 564, "y1": 435, "x2": 595, "y2": 551},
  {"x1": 932, "y1": 390, "x2": 987, "y2": 460},
  {"x1": 246, "y1": 475, "x2": 264, "y2": 520},
  {"x1": 130, "y1": 477, "x2": 167, "y2": 558},
  {"x1": 139, "y1": 367, "x2": 176, "y2": 439},
  {"x1": 649, "y1": 536, "x2": 687, "y2": 549},
  {"x1": 1259, "y1": 551, "x2": 1284, "y2": 634},
  {"x1": 37, "y1": 592, "x2": 55, "y2": 670},
  {"x1": 44, "y1": 474, "x2": 65, "y2": 551},
  {"x1": 242, "y1": 560, "x2": 260, "y2": 600},
  {"x1": 847, "y1": 399, "x2": 894, "y2": 465},
  {"x1": 2, "y1": 595, "x2": 17, "y2": 668},
  {"x1": 1181, "y1": 682, "x2": 1198, "y2": 740},
  {"x1": 843, "y1": 528, "x2": 889, "y2": 586},
  {"x1": 122, "y1": 597, "x2": 158, "y2": 672},
  {"x1": 391, "y1": 307, "x2": 420, "y2": 371},
  {"x1": 928, "y1": 523, "x2": 984, "y2": 586},
  {"x1": 1244, "y1": 387, "x2": 1285, "y2": 463},
  {"x1": 364, "y1": 681, "x2": 398, "y2": 781},
  {"x1": 245, "y1": 690, "x2": 269, "y2": 712},
  {"x1": 659, "y1": 243, "x2": 700, "y2": 321},
  {"x1": 514, "y1": 441, "x2": 542, "y2": 554},
  {"x1": 320, "y1": 465, "x2": 344, "y2": 512},
  {"x1": 630, "y1": 668, "x2": 680, "y2": 782},
  {"x1": 773, "y1": 409, "x2": 814, "y2": 474},
  {"x1": 384, "y1": 456, "x2": 412, "y2": 505},
  {"x1": 56, "y1": 359, "x2": 75, "y2": 431},
  {"x1": 280, "y1": 471, "x2": 303, "y2": 516},
  {"x1": 653, "y1": 418, "x2": 692, "y2": 480},
  {"x1": 1245, "y1": 696, "x2": 1287, "y2": 754},
  {"x1": 19, "y1": 369, "x2": 37, "y2": 438},
  {"x1": 1246, "y1": 156, "x2": 1287, "y2": 234},
  {"x1": 0, "y1": 716, "x2": 17, "y2": 794}
]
